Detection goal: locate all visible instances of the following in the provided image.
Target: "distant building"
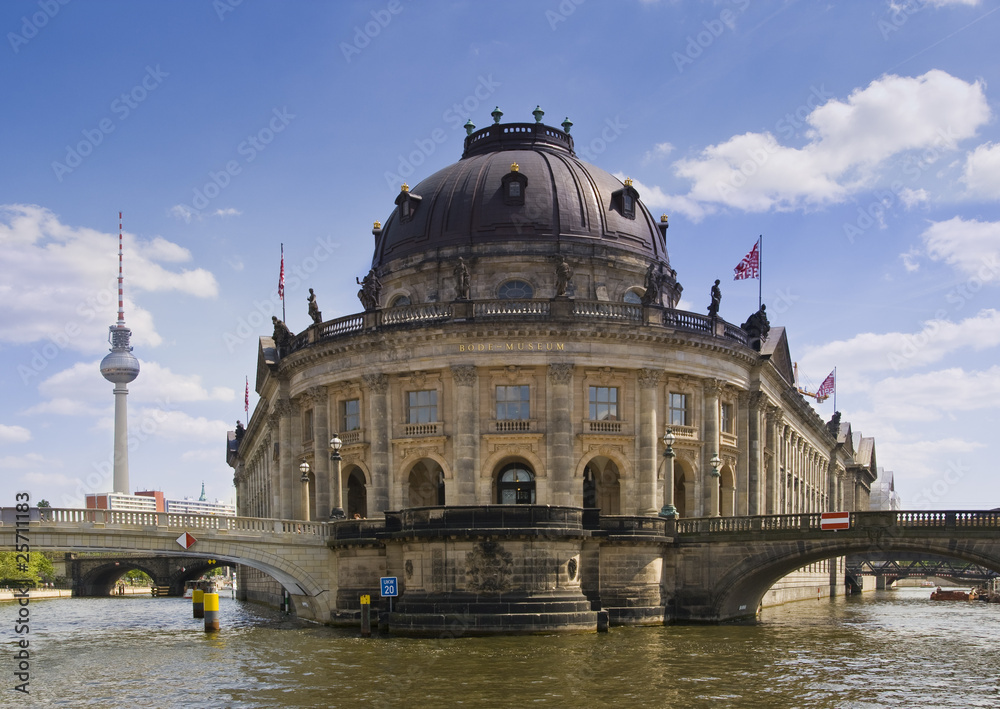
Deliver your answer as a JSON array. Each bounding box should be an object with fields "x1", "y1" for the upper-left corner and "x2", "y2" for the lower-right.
[
  {"x1": 85, "y1": 488, "x2": 235, "y2": 516},
  {"x1": 869, "y1": 467, "x2": 901, "y2": 511}
]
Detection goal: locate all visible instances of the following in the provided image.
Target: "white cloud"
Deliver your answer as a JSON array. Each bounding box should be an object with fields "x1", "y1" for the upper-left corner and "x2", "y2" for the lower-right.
[
  {"x1": 170, "y1": 204, "x2": 195, "y2": 223},
  {"x1": 868, "y1": 366, "x2": 1000, "y2": 421},
  {"x1": 642, "y1": 142, "x2": 675, "y2": 164},
  {"x1": 0, "y1": 205, "x2": 219, "y2": 352},
  {"x1": 0, "y1": 452, "x2": 50, "y2": 469},
  {"x1": 920, "y1": 217, "x2": 1000, "y2": 281},
  {"x1": 128, "y1": 408, "x2": 231, "y2": 443},
  {"x1": 0, "y1": 424, "x2": 31, "y2": 443},
  {"x1": 799, "y1": 309, "x2": 1000, "y2": 375},
  {"x1": 614, "y1": 174, "x2": 712, "y2": 222},
  {"x1": 962, "y1": 142, "x2": 1000, "y2": 199},
  {"x1": 213, "y1": 208, "x2": 242, "y2": 218},
  {"x1": 662, "y1": 71, "x2": 989, "y2": 213},
  {"x1": 899, "y1": 188, "x2": 928, "y2": 207},
  {"x1": 34, "y1": 359, "x2": 234, "y2": 409}
]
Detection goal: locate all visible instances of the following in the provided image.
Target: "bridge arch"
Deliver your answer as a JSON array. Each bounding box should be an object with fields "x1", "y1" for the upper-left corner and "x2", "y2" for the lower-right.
[{"x1": 691, "y1": 525, "x2": 1000, "y2": 622}]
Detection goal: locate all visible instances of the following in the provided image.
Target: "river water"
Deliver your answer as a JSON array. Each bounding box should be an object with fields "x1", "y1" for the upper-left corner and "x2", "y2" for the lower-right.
[{"x1": 3, "y1": 587, "x2": 998, "y2": 708}]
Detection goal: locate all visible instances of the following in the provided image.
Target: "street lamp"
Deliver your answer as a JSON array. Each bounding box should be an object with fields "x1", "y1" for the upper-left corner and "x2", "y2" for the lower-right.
[
  {"x1": 659, "y1": 428, "x2": 677, "y2": 519},
  {"x1": 329, "y1": 433, "x2": 345, "y2": 519},
  {"x1": 709, "y1": 452, "x2": 722, "y2": 518},
  {"x1": 299, "y1": 460, "x2": 311, "y2": 522}
]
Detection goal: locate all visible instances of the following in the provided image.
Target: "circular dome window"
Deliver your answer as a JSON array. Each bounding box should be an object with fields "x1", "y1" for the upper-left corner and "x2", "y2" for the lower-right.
[{"x1": 498, "y1": 279, "x2": 534, "y2": 299}]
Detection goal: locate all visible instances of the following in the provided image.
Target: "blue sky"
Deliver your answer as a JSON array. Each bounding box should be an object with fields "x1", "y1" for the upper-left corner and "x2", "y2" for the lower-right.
[{"x1": 1, "y1": 0, "x2": 998, "y2": 511}]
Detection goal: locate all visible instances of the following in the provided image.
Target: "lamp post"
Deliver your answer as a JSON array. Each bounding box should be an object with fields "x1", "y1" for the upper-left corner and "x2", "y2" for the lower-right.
[
  {"x1": 329, "y1": 433, "x2": 345, "y2": 519},
  {"x1": 659, "y1": 428, "x2": 677, "y2": 518},
  {"x1": 299, "y1": 460, "x2": 311, "y2": 522},
  {"x1": 709, "y1": 452, "x2": 722, "y2": 518}
]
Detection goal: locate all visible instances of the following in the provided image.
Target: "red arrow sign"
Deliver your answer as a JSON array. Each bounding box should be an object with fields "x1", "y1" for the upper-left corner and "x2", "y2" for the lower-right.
[
  {"x1": 821, "y1": 511, "x2": 850, "y2": 530},
  {"x1": 176, "y1": 532, "x2": 197, "y2": 549}
]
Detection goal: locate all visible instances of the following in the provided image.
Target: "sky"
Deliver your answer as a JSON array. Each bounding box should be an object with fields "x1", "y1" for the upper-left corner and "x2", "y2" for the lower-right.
[{"x1": 1, "y1": 0, "x2": 998, "y2": 512}]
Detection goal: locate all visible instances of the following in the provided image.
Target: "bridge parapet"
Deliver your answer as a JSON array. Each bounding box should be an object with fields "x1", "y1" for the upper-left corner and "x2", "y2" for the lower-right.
[
  {"x1": 1, "y1": 507, "x2": 329, "y2": 540},
  {"x1": 675, "y1": 510, "x2": 1000, "y2": 536}
]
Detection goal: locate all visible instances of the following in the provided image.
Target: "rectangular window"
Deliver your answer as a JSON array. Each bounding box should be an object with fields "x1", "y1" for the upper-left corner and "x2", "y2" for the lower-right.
[
  {"x1": 589, "y1": 386, "x2": 618, "y2": 421},
  {"x1": 407, "y1": 390, "x2": 438, "y2": 424},
  {"x1": 669, "y1": 393, "x2": 688, "y2": 426},
  {"x1": 302, "y1": 408, "x2": 313, "y2": 442},
  {"x1": 341, "y1": 398, "x2": 361, "y2": 432},
  {"x1": 496, "y1": 385, "x2": 530, "y2": 420},
  {"x1": 721, "y1": 402, "x2": 734, "y2": 434}
]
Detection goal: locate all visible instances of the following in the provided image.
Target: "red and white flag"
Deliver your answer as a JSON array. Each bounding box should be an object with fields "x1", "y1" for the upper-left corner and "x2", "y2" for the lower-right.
[
  {"x1": 244, "y1": 376, "x2": 249, "y2": 416},
  {"x1": 734, "y1": 239, "x2": 760, "y2": 280},
  {"x1": 816, "y1": 370, "x2": 835, "y2": 400},
  {"x1": 277, "y1": 244, "x2": 285, "y2": 299}
]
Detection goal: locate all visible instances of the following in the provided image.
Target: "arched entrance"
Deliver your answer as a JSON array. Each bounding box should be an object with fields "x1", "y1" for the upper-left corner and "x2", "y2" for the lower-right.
[
  {"x1": 720, "y1": 464, "x2": 736, "y2": 517},
  {"x1": 495, "y1": 462, "x2": 536, "y2": 504},
  {"x1": 582, "y1": 457, "x2": 621, "y2": 514},
  {"x1": 407, "y1": 459, "x2": 445, "y2": 507},
  {"x1": 674, "y1": 463, "x2": 689, "y2": 519},
  {"x1": 346, "y1": 468, "x2": 368, "y2": 518}
]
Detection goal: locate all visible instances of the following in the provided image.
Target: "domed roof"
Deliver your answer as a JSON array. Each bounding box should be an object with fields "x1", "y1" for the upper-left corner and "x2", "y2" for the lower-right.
[
  {"x1": 372, "y1": 118, "x2": 670, "y2": 269},
  {"x1": 101, "y1": 349, "x2": 140, "y2": 383}
]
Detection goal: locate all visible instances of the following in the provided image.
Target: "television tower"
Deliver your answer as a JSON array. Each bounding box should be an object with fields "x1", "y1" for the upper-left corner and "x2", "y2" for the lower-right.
[{"x1": 99, "y1": 212, "x2": 141, "y2": 494}]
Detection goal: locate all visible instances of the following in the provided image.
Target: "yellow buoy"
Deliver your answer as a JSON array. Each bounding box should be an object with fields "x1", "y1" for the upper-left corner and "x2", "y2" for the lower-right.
[
  {"x1": 203, "y1": 592, "x2": 220, "y2": 632},
  {"x1": 192, "y1": 588, "x2": 204, "y2": 619}
]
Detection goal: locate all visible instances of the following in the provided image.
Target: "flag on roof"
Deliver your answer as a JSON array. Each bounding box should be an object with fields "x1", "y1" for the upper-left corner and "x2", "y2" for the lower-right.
[
  {"x1": 734, "y1": 239, "x2": 760, "y2": 280},
  {"x1": 817, "y1": 370, "x2": 835, "y2": 400}
]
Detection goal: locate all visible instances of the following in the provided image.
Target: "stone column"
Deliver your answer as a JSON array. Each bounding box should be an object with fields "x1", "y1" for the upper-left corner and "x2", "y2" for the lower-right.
[
  {"x1": 703, "y1": 379, "x2": 722, "y2": 517},
  {"x1": 548, "y1": 363, "x2": 574, "y2": 507},
  {"x1": 766, "y1": 407, "x2": 782, "y2": 515},
  {"x1": 451, "y1": 365, "x2": 478, "y2": 505},
  {"x1": 306, "y1": 386, "x2": 330, "y2": 519},
  {"x1": 271, "y1": 400, "x2": 294, "y2": 519},
  {"x1": 736, "y1": 391, "x2": 751, "y2": 515},
  {"x1": 637, "y1": 369, "x2": 661, "y2": 516},
  {"x1": 747, "y1": 392, "x2": 764, "y2": 516},
  {"x1": 364, "y1": 373, "x2": 390, "y2": 517}
]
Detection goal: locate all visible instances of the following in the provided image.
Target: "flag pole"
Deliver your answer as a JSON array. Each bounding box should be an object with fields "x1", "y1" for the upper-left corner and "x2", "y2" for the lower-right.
[
  {"x1": 280, "y1": 243, "x2": 286, "y2": 323},
  {"x1": 833, "y1": 366, "x2": 837, "y2": 412},
  {"x1": 758, "y1": 234, "x2": 762, "y2": 311}
]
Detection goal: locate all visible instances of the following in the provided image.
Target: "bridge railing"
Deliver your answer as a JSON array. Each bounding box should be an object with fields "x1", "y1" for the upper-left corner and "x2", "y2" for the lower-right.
[
  {"x1": 1, "y1": 508, "x2": 329, "y2": 539},
  {"x1": 674, "y1": 510, "x2": 1000, "y2": 535}
]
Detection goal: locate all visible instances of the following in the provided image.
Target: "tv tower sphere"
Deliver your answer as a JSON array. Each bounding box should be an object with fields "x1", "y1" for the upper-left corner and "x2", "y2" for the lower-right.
[{"x1": 100, "y1": 328, "x2": 140, "y2": 383}]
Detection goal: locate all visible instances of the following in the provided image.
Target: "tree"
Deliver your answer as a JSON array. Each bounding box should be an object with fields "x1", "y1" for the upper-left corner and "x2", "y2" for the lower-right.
[{"x1": 37, "y1": 499, "x2": 50, "y2": 508}]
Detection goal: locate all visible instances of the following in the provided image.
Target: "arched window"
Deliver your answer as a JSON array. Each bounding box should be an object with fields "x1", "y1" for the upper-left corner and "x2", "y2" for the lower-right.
[
  {"x1": 497, "y1": 463, "x2": 536, "y2": 504},
  {"x1": 407, "y1": 461, "x2": 445, "y2": 507},
  {"x1": 498, "y1": 279, "x2": 534, "y2": 299},
  {"x1": 389, "y1": 294, "x2": 411, "y2": 308},
  {"x1": 347, "y1": 469, "x2": 367, "y2": 519},
  {"x1": 623, "y1": 289, "x2": 643, "y2": 305}
]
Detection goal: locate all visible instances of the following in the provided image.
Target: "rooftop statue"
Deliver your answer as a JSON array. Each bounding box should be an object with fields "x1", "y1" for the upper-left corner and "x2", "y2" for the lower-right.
[
  {"x1": 356, "y1": 269, "x2": 382, "y2": 311},
  {"x1": 641, "y1": 262, "x2": 664, "y2": 306},
  {"x1": 307, "y1": 288, "x2": 323, "y2": 324},
  {"x1": 708, "y1": 279, "x2": 722, "y2": 318},
  {"x1": 454, "y1": 257, "x2": 470, "y2": 300},
  {"x1": 741, "y1": 304, "x2": 770, "y2": 350},
  {"x1": 555, "y1": 259, "x2": 573, "y2": 297},
  {"x1": 271, "y1": 315, "x2": 293, "y2": 354}
]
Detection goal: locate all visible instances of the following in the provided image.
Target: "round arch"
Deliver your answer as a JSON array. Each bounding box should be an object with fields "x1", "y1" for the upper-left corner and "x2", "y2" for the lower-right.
[
  {"x1": 480, "y1": 448, "x2": 546, "y2": 504},
  {"x1": 673, "y1": 457, "x2": 693, "y2": 519},
  {"x1": 720, "y1": 463, "x2": 736, "y2": 517},
  {"x1": 576, "y1": 453, "x2": 627, "y2": 514},
  {"x1": 342, "y1": 463, "x2": 370, "y2": 519},
  {"x1": 404, "y1": 457, "x2": 447, "y2": 507},
  {"x1": 495, "y1": 461, "x2": 537, "y2": 504}
]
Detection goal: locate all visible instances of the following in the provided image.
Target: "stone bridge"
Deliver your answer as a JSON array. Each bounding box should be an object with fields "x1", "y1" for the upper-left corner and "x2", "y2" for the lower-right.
[
  {"x1": 0, "y1": 508, "x2": 331, "y2": 622},
  {"x1": 671, "y1": 510, "x2": 1000, "y2": 621},
  {"x1": 3, "y1": 507, "x2": 999, "y2": 627},
  {"x1": 67, "y1": 553, "x2": 235, "y2": 596}
]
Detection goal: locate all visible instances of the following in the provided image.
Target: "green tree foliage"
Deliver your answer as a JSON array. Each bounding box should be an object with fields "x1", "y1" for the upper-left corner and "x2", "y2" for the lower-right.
[{"x1": 0, "y1": 550, "x2": 56, "y2": 586}]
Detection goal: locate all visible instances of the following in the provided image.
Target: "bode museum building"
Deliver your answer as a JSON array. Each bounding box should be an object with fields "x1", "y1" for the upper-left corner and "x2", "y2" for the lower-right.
[{"x1": 227, "y1": 110, "x2": 879, "y2": 634}]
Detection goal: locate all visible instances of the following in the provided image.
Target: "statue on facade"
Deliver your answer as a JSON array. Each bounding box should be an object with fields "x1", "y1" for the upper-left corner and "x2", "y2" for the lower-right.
[
  {"x1": 741, "y1": 304, "x2": 770, "y2": 350},
  {"x1": 555, "y1": 259, "x2": 573, "y2": 297},
  {"x1": 708, "y1": 279, "x2": 722, "y2": 318},
  {"x1": 641, "y1": 262, "x2": 663, "y2": 306},
  {"x1": 356, "y1": 268, "x2": 382, "y2": 311},
  {"x1": 234, "y1": 420, "x2": 245, "y2": 442},
  {"x1": 271, "y1": 316, "x2": 293, "y2": 354},
  {"x1": 307, "y1": 288, "x2": 323, "y2": 324},
  {"x1": 453, "y1": 257, "x2": 470, "y2": 300}
]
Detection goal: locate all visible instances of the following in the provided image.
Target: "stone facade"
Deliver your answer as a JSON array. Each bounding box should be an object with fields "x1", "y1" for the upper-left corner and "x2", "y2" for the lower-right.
[{"x1": 228, "y1": 115, "x2": 880, "y2": 633}]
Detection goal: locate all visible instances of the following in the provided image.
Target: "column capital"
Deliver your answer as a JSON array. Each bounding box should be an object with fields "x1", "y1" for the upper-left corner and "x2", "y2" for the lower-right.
[
  {"x1": 702, "y1": 378, "x2": 724, "y2": 396},
  {"x1": 451, "y1": 364, "x2": 478, "y2": 387},
  {"x1": 362, "y1": 372, "x2": 389, "y2": 394},
  {"x1": 303, "y1": 386, "x2": 328, "y2": 405},
  {"x1": 637, "y1": 368, "x2": 661, "y2": 389},
  {"x1": 548, "y1": 363, "x2": 573, "y2": 384}
]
